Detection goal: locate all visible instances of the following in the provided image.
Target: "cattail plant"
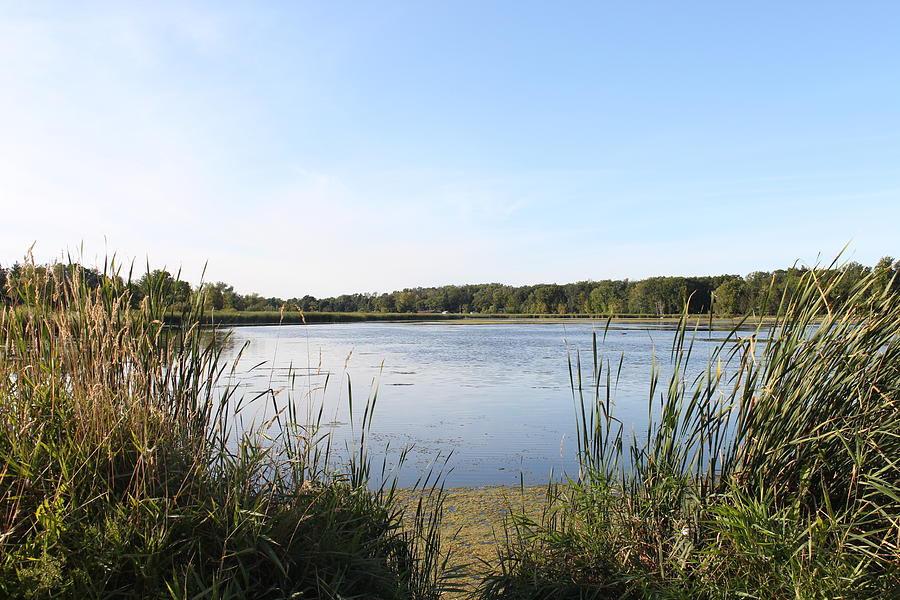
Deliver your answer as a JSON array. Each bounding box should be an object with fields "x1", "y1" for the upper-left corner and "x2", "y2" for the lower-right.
[
  {"x1": 482, "y1": 260, "x2": 899, "y2": 599},
  {"x1": 0, "y1": 255, "x2": 454, "y2": 599}
]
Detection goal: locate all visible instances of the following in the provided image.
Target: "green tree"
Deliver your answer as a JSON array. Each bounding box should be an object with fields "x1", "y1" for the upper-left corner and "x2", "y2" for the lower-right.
[
  {"x1": 713, "y1": 278, "x2": 749, "y2": 315},
  {"x1": 200, "y1": 282, "x2": 230, "y2": 311},
  {"x1": 588, "y1": 280, "x2": 627, "y2": 314},
  {"x1": 396, "y1": 291, "x2": 417, "y2": 313},
  {"x1": 872, "y1": 256, "x2": 899, "y2": 295}
]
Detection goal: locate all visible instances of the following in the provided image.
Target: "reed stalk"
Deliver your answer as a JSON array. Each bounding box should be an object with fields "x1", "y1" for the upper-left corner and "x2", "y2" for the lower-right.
[
  {"x1": 481, "y1": 261, "x2": 899, "y2": 599},
  {"x1": 0, "y1": 256, "x2": 454, "y2": 599}
]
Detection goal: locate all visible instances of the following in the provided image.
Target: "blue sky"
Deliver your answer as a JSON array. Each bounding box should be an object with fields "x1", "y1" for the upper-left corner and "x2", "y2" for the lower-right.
[{"x1": 1, "y1": 1, "x2": 897, "y2": 297}]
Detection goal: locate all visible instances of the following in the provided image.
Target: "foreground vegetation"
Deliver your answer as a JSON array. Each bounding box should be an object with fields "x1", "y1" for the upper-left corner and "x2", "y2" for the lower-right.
[
  {"x1": 0, "y1": 260, "x2": 455, "y2": 599},
  {"x1": 480, "y1": 262, "x2": 899, "y2": 598},
  {"x1": 2, "y1": 252, "x2": 897, "y2": 599}
]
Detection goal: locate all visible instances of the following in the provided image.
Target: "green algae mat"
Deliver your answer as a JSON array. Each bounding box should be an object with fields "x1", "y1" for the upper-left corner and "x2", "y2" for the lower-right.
[{"x1": 404, "y1": 485, "x2": 549, "y2": 597}]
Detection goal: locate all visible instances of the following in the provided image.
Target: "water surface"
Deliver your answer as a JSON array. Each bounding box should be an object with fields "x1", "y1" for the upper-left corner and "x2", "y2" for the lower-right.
[{"x1": 219, "y1": 321, "x2": 745, "y2": 487}]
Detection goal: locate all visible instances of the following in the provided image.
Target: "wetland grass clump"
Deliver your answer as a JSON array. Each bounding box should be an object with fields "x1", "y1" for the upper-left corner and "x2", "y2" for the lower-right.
[
  {"x1": 481, "y1": 263, "x2": 899, "y2": 599},
  {"x1": 0, "y1": 259, "x2": 452, "y2": 599}
]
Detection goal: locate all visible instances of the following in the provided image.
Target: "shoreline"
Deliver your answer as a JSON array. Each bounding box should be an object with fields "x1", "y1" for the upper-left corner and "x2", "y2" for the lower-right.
[{"x1": 182, "y1": 311, "x2": 780, "y2": 328}]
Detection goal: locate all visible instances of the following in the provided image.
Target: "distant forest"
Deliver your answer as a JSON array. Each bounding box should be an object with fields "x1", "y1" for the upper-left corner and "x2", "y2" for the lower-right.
[{"x1": 1, "y1": 257, "x2": 897, "y2": 316}]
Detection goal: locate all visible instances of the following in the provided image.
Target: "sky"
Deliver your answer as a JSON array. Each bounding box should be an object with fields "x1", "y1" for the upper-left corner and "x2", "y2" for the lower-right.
[{"x1": 1, "y1": 1, "x2": 898, "y2": 297}]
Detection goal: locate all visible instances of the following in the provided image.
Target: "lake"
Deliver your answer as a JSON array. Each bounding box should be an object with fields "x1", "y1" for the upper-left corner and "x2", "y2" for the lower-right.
[{"x1": 218, "y1": 320, "x2": 744, "y2": 487}]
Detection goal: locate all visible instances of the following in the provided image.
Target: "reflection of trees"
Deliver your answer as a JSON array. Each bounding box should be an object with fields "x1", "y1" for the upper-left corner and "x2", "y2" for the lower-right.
[{"x1": 197, "y1": 327, "x2": 237, "y2": 355}]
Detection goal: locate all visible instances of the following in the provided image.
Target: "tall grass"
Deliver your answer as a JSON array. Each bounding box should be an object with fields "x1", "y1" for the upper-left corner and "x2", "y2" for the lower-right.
[
  {"x1": 0, "y1": 258, "x2": 455, "y2": 599},
  {"x1": 480, "y1": 263, "x2": 899, "y2": 599}
]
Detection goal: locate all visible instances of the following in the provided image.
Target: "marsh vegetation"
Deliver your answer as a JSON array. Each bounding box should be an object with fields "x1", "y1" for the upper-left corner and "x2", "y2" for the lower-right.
[
  {"x1": 0, "y1": 260, "x2": 455, "y2": 599},
  {"x1": 480, "y1": 262, "x2": 900, "y2": 598},
  {"x1": 0, "y1": 255, "x2": 897, "y2": 599}
]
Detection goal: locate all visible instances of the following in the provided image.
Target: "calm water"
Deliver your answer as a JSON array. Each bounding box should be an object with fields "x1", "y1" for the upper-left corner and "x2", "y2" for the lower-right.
[{"x1": 218, "y1": 321, "x2": 740, "y2": 487}]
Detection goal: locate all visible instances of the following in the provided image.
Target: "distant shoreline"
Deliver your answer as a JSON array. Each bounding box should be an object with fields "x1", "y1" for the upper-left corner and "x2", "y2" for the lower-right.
[{"x1": 167, "y1": 310, "x2": 778, "y2": 328}]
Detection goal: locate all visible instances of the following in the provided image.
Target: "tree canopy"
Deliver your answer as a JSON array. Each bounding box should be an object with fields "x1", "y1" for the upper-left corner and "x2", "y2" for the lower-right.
[{"x1": 1, "y1": 258, "x2": 896, "y2": 317}]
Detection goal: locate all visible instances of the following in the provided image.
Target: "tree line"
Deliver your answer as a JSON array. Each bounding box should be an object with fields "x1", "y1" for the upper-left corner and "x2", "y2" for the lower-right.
[{"x1": 1, "y1": 257, "x2": 897, "y2": 316}]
